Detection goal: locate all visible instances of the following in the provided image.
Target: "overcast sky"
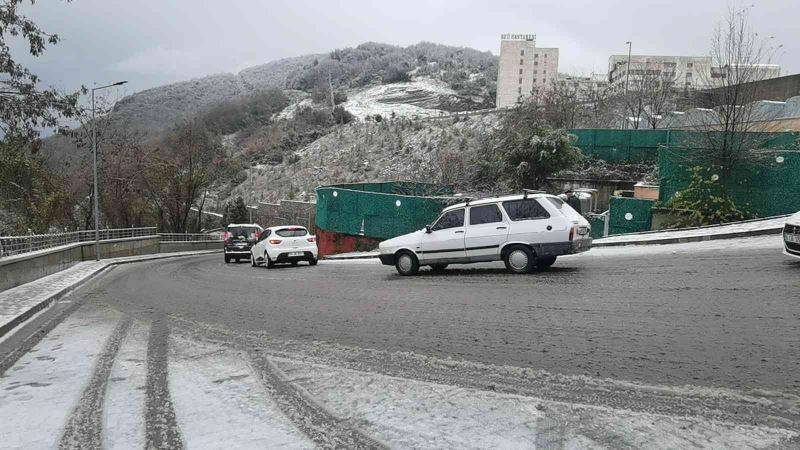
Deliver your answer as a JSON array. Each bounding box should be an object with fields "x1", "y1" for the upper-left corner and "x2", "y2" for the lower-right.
[{"x1": 14, "y1": 0, "x2": 798, "y2": 98}]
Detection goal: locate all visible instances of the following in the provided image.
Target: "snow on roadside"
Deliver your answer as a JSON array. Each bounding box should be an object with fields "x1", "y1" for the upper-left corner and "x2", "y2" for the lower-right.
[
  {"x1": 0, "y1": 304, "x2": 121, "y2": 450},
  {"x1": 168, "y1": 335, "x2": 315, "y2": 450},
  {"x1": 274, "y1": 358, "x2": 796, "y2": 449},
  {"x1": 103, "y1": 320, "x2": 149, "y2": 450}
]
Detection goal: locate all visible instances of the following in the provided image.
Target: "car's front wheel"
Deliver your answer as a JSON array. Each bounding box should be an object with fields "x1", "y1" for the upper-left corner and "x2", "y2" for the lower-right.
[
  {"x1": 395, "y1": 251, "x2": 419, "y2": 276},
  {"x1": 308, "y1": 257, "x2": 318, "y2": 266},
  {"x1": 224, "y1": 254, "x2": 231, "y2": 264},
  {"x1": 503, "y1": 245, "x2": 535, "y2": 274}
]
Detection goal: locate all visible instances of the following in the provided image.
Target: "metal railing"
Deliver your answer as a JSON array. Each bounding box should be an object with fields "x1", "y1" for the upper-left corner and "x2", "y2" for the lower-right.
[
  {"x1": 0, "y1": 227, "x2": 158, "y2": 258},
  {"x1": 159, "y1": 232, "x2": 224, "y2": 242}
]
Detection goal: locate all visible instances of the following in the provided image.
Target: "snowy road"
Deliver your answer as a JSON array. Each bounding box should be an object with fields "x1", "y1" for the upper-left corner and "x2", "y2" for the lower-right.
[{"x1": 1, "y1": 235, "x2": 799, "y2": 448}]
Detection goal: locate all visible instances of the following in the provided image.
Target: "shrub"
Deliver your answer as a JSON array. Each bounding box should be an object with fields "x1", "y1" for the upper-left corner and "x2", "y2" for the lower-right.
[
  {"x1": 333, "y1": 106, "x2": 355, "y2": 124},
  {"x1": 665, "y1": 166, "x2": 752, "y2": 227}
]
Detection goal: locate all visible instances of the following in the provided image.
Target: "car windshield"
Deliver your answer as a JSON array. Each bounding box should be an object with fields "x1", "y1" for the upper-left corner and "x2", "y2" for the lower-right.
[{"x1": 228, "y1": 226, "x2": 259, "y2": 240}]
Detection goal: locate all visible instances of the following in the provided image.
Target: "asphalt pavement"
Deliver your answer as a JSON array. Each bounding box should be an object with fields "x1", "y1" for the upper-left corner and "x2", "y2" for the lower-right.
[
  {"x1": 2, "y1": 235, "x2": 799, "y2": 448},
  {"x1": 95, "y1": 235, "x2": 800, "y2": 393}
]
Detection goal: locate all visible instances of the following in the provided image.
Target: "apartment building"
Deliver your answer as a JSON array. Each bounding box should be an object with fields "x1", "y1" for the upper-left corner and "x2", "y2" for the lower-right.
[{"x1": 496, "y1": 34, "x2": 559, "y2": 108}]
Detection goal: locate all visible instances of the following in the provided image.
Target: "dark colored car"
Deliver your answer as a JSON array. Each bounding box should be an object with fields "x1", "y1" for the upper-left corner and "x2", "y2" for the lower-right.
[{"x1": 223, "y1": 223, "x2": 263, "y2": 263}]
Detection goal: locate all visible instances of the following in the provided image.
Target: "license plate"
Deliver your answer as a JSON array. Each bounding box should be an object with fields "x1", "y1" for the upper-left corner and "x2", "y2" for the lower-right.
[
  {"x1": 289, "y1": 252, "x2": 304, "y2": 257},
  {"x1": 786, "y1": 234, "x2": 800, "y2": 244}
]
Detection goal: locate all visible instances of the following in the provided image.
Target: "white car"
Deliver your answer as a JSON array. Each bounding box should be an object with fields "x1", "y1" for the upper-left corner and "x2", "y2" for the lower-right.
[
  {"x1": 378, "y1": 193, "x2": 592, "y2": 275},
  {"x1": 250, "y1": 225, "x2": 318, "y2": 268},
  {"x1": 783, "y1": 211, "x2": 800, "y2": 259}
]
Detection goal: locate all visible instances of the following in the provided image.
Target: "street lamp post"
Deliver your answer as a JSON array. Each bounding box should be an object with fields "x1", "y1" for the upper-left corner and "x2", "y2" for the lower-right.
[
  {"x1": 91, "y1": 81, "x2": 127, "y2": 261},
  {"x1": 623, "y1": 41, "x2": 632, "y2": 129}
]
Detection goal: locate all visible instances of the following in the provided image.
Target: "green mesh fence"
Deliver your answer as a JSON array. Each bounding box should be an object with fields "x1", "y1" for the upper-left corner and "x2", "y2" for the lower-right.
[
  {"x1": 659, "y1": 148, "x2": 800, "y2": 217},
  {"x1": 316, "y1": 182, "x2": 455, "y2": 240},
  {"x1": 588, "y1": 216, "x2": 606, "y2": 239},
  {"x1": 570, "y1": 129, "x2": 799, "y2": 164},
  {"x1": 608, "y1": 197, "x2": 655, "y2": 235}
]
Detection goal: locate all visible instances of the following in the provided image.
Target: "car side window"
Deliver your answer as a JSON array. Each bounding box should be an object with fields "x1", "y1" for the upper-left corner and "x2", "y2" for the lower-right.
[
  {"x1": 502, "y1": 199, "x2": 551, "y2": 221},
  {"x1": 469, "y1": 204, "x2": 503, "y2": 225},
  {"x1": 256, "y1": 230, "x2": 270, "y2": 243},
  {"x1": 432, "y1": 209, "x2": 465, "y2": 231}
]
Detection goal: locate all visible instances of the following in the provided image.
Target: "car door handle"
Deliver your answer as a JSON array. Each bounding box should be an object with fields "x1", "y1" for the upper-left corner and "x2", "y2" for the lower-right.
[
  {"x1": 496, "y1": 226, "x2": 507, "y2": 230},
  {"x1": 454, "y1": 230, "x2": 464, "y2": 234}
]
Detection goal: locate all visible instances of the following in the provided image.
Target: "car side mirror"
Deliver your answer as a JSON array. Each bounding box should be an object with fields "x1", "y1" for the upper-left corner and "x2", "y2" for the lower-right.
[{"x1": 425, "y1": 225, "x2": 432, "y2": 234}]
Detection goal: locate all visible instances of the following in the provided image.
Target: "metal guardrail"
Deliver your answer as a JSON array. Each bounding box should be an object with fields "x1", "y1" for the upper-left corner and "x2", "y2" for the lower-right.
[
  {"x1": 158, "y1": 233, "x2": 223, "y2": 242},
  {"x1": 0, "y1": 227, "x2": 158, "y2": 258}
]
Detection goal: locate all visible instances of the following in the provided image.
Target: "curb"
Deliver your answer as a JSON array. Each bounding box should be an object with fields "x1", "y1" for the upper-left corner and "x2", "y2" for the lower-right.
[
  {"x1": 322, "y1": 254, "x2": 379, "y2": 260},
  {"x1": 0, "y1": 250, "x2": 217, "y2": 340},
  {"x1": 593, "y1": 226, "x2": 784, "y2": 247}
]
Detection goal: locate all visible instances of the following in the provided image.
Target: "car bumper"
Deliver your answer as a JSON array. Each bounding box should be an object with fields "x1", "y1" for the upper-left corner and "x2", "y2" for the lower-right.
[
  {"x1": 266, "y1": 246, "x2": 318, "y2": 261},
  {"x1": 533, "y1": 239, "x2": 592, "y2": 256},
  {"x1": 224, "y1": 249, "x2": 251, "y2": 256},
  {"x1": 784, "y1": 238, "x2": 800, "y2": 259},
  {"x1": 379, "y1": 253, "x2": 395, "y2": 266}
]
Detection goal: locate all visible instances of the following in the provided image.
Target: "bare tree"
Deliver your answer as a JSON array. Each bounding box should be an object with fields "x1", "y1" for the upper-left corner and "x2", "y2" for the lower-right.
[
  {"x1": 620, "y1": 63, "x2": 680, "y2": 129},
  {"x1": 688, "y1": 6, "x2": 783, "y2": 180}
]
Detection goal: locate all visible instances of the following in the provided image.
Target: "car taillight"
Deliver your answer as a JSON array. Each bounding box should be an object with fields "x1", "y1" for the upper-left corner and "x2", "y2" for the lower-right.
[
  {"x1": 223, "y1": 231, "x2": 231, "y2": 245},
  {"x1": 269, "y1": 239, "x2": 282, "y2": 245},
  {"x1": 307, "y1": 237, "x2": 316, "y2": 243},
  {"x1": 255, "y1": 230, "x2": 260, "y2": 240},
  {"x1": 568, "y1": 226, "x2": 575, "y2": 241}
]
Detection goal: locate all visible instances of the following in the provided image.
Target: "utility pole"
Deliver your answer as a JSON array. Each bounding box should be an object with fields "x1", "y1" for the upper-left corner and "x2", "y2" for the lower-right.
[
  {"x1": 328, "y1": 72, "x2": 336, "y2": 110},
  {"x1": 624, "y1": 41, "x2": 632, "y2": 129},
  {"x1": 91, "y1": 80, "x2": 127, "y2": 261}
]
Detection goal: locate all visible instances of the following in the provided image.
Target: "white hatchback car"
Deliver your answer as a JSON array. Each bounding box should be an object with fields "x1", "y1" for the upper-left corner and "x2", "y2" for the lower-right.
[
  {"x1": 783, "y1": 211, "x2": 800, "y2": 259},
  {"x1": 250, "y1": 225, "x2": 318, "y2": 268},
  {"x1": 378, "y1": 193, "x2": 592, "y2": 275}
]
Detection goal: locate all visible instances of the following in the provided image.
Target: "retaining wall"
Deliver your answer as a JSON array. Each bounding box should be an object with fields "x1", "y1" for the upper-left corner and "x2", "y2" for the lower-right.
[{"x1": 0, "y1": 238, "x2": 221, "y2": 292}]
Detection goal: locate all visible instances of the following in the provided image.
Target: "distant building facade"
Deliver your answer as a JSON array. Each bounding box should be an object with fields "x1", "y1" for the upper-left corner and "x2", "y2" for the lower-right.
[
  {"x1": 607, "y1": 55, "x2": 781, "y2": 92},
  {"x1": 557, "y1": 73, "x2": 609, "y2": 100},
  {"x1": 496, "y1": 34, "x2": 559, "y2": 108},
  {"x1": 608, "y1": 55, "x2": 713, "y2": 91}
]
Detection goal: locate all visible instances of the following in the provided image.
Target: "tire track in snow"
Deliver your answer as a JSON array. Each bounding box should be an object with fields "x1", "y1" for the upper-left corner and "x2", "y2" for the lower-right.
[
  {"x1": 247, "y1": 348, "x2": 389, "y2": 450},
  {"x1": 59, "y1": 317, "x2": 132, "y2": 449},
  {"x1": 145, "y1": 318, "x2": 184, "y2": 449}
]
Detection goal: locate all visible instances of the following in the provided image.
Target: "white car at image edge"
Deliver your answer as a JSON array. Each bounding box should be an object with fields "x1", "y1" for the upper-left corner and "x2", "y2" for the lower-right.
[
  {"x1": 249, "y1": 225, "x2": 318, "y2": 268},
  {"x1": 378, "y1": 193, "x2": 592, "y2": 275},
  {"x1": 783, "y1": 211, "x2": 800, "y2": 259}
]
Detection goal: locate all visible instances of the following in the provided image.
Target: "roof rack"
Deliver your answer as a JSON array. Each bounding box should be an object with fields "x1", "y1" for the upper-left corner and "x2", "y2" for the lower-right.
[{"x1": 522, "y1": 189, "x2": 546, "y2": 199}]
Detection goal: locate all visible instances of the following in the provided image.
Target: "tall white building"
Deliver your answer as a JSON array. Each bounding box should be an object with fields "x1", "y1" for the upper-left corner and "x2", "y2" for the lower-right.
[{"x1": 496, "y1": 34, "x2": 559, "y2": 108}]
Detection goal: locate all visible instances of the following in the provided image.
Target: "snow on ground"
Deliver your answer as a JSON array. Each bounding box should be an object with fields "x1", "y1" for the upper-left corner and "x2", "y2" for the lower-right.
[
  {"x1": 275, "y1": 358, "x2": 796, "y2": 449},
  {"x1": 168, "y1": 335, "x2": 314, "y2": 450},
  {"x1": 103, "y1": 320, "x2": 149, "y2": 450},
  {"x1": 0, "y1": 304, "x2": 121, "y2": 450},
  {"x1": 571, "y1": 235, "x2": 784, "y2": 259},
  {"x1": 343, "y1": 78, "x2": 455, "y2": 120}
]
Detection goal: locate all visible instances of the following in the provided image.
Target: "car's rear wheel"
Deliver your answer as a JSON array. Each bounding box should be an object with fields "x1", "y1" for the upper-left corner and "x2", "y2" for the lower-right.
[
  {"x1": 503, "y1": 245, "x2": 535, "y2": 274},
  {"x1": 308, "y1": 257, "x2": 318, "y2": 266},
  {"x1": 250, "y1": 253, "x2": 257, "y2": 267},
  {"x1": 430, "y1": 264, "x2": 448, "y2": 272},
  {"x1": 265, "y1": 252, "x2": 275, "y2": 269},
  {"x1": 534, "y1": 256, "x2": 557, "y2": 271},
  {"x1": 395, "y1": 251, "x2": 419, "y2": 276}
]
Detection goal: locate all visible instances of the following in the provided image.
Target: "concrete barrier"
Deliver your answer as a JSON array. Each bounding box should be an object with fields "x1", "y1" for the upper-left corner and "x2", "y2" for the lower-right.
[{"x1": 0, "y1": 237, "x2": 221, "y2": 292}]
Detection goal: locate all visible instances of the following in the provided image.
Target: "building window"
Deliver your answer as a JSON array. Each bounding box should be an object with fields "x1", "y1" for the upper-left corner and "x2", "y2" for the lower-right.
[
  {"x1": 543, "y1": 70, "x2": 546, "y2": 74},
  {"x1": 518, "y1": 87, "x2": 522, "y2": 94},
  {"x1": 519, "y1": 68, "x2": 523, "y2": 75},
  {"x1": 534, "y1": 61, "x2": 538, "y2": 66},
  {"x1": 519, "y1": 59, "x2": 524, "y2": 65},
  {"x1": 686, "y1": 72, "x2": 692, "y2": 78},
  {"x1": 520, "y1": 49, "x2": 525, "y2": 56},
  {"x1": 534, "y1": 54, "x2": 539, "y2": 58},
  {"x1": 544, "y1": 53, "x2": 548, "y2": 58},
  {"x1": 687, "y1": 62, "x2": 693, "y2": 68},
  {"x1": 533, "y1": 78, "x2": 537, "y2": 83},
  {"x1": 519, "y1": 77, "x2": 522, "y2": 84},
  {"x1": 534, "y1": 70, "x2": 537, "y2": 74}
]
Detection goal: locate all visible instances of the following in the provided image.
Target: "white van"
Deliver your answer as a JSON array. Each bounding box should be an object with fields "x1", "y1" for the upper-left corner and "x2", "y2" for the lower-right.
[{"x1": 378, "y1": 193, "x2": 592, "y2": 275}]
